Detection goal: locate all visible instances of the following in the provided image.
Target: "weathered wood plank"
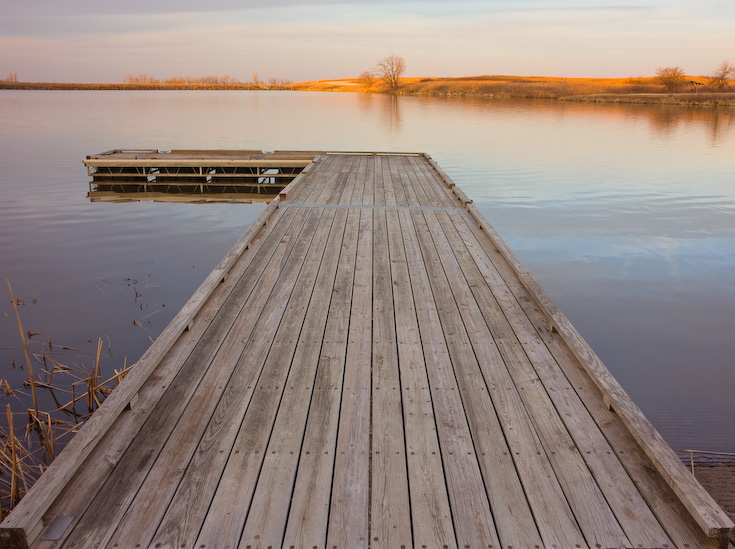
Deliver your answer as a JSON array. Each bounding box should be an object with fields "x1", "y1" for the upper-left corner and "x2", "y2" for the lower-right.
[
  {"x1": 370, "y1": 206, "x2": 412, "y2": 549},
  {"x1": 400, "y1": 208, "x2": 502, "y2": 549},
  {"x1": 282, "y1": 207, "x2": 361, "y2": 549},
  {"x1": 390, "y1": 156, "x2": 413, "y2": 207},
  {"x1": 385, "y1": 208, "x2": 457, "y2": 548},
  {"x1": 416, "y1": 154, "x2": 461, "y2": 206},
  {"x1": 461, "y1": 209, "x2": 724, "y2": 549},
  {"x1": 293, "y1": 154, "x2": 337, "y2": 204},
  {"x1": 63, "y1": 207, "x2": 319, "y2": 549},
  {"x1": 438, "y1": 210, "x2": 630, "y2": 548},
  {"x1": 444, "y1": 209, "x2": 672, "y2": 547},
  {"x1": 34, "y1": 206, "x2": 297, "y2": 549},
  {"x1": 406, "y1": 155, "x2": 456, "y2": 208},
  {"x1": 283, "y1": 154, "x2": 326, "y2": 203},
  {"x1": 380, "y1": 156, "x2": 397, "y2": 208},
  {"x1": 412, "y1": 208, "x2": 550, "y2": 549},
  {"x1": 464, "y1": 201, "x2": 734, "y2": 542},
  {"x1": 423, "y1": 209, "x2": 588, "y2": 548},
  {"x1": 0, "y1": 188, "x2": 301, "y2": 545},
  {"x1": 84, "y1": 158, "x2": 313, "y2": 168},
  {"x1": 327, "y1": 207, "x2": 373, "y2": 548},
  {"x1": 238, "y1": 207, "x2": 349, "y2": 549},
  {"x1": 34, "y1": 206, "x2": 306, "y2": 548},
  {"x1": 7, "y1": 153, "x2": 731, "y2": 549},
  {"x1": 146, "y1": 207, "x2": 332, "y2": 549},
  {"x1": 359, "y1": 154, "x2": 374, "y2": 206}
]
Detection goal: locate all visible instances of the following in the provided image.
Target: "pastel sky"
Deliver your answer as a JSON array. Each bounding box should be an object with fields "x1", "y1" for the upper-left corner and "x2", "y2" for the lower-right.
[{"x1": 1, "y1": 0, "x2": 733, "y2": 83}]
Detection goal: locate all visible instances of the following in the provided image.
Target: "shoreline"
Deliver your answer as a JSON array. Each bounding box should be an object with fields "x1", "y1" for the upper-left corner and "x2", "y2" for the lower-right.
[
  {"x1": 2, "y1": 80, "x2": 734, "y2": 107},
  {"x1": 561, "y1": 92, "x2": 735, "y2": 107}
]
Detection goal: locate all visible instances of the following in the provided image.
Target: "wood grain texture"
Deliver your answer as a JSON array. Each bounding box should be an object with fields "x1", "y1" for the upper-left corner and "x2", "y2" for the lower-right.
[
  {"x1": 400, "y1": 208, "x2": 502, "y2": 549},
  {"x1": 327, "y1": 208, "x2": 373, "y2": 549},
  {"x1": 282, "y1": 207, "x2": 361, "y2": 549},
  {"x1": 10, "y1": 153, "x2": 731, "y2": 549},
  {"x1": 443, "y1": 209, "x2": 672, "y2": 548},
  {"x1": 370, "y1": 207, "x2": 412, "y2": 549},
  {"x1": 464, "y1": 201, "x2": 733, "y2": 542}
]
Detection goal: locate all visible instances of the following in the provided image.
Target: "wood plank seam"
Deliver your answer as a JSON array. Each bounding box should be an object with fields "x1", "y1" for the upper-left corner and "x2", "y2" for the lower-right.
[{"x1": 461, "y1": 201, "x2": 734, "y2": 541}]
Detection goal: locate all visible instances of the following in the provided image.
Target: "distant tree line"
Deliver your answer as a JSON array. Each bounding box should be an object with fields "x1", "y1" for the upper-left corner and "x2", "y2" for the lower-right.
[
  {"x1": 122, "y1": 73, "x2": 292, "y2": 88},
  {"x1": 656, "y1": 60, "x2": 734, "y2": 92}
]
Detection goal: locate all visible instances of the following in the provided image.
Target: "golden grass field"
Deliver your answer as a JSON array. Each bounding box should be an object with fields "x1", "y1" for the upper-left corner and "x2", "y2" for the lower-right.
[
  {"x1": 2, "y1": 74, "x2": 734, "y2": 105},
  {"x1": 293, "y1": 74, "x2": 732, "y2": 97}
]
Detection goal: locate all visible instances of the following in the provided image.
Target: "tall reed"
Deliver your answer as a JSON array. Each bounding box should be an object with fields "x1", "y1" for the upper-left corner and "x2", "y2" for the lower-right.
[{"x1": 7, "y1": 280, "x2": 38, "y2": 415}]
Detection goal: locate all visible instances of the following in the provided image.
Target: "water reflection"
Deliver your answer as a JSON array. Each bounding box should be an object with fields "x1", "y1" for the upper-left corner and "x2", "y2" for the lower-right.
[{"x1": 1, "y1": 90, "x2": 734, "y2": 456}]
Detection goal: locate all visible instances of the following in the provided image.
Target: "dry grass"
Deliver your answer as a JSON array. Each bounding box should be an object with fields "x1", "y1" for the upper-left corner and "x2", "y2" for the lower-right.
[
  {"x1": 0, "y1": 81, "x2": 262, "y2": 91},
  {"x1": 289, "y1": 74, "x2": 735, "y2": 103},
  {"x1": 1, "y1": 283, "x2": 134, "y2": 516},
  {"x1": 3, "y1": 74, "x2": 733, "y2": 105}
]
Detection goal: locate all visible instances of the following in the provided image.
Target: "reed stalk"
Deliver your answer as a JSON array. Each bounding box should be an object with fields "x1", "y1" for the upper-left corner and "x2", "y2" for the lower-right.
[
  {"x1": 7, "y1": 280, "x2": 38, "y2": 415},
  {"x1": 5, "y1": 405, "x2": 20, "y2": 508},
  {"x1": 87, "y1": 338, "x2": 103, "y2": 412},
  {"x1": 28, "y1": 410, "x2": 55, "y2": 463}
]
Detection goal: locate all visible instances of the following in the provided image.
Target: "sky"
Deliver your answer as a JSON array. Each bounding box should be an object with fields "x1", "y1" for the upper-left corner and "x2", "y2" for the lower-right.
[{"x1": 1, "y1": 0, "x2": 733, "y2": 83}]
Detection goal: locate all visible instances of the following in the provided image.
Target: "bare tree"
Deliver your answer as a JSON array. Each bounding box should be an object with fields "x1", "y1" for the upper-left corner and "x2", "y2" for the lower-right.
[
  {"x1": 359, "y1": 71, "x2": 375, "y2": 90},
  {"x1": 376, "y1": 55, "x2": 406, "y2": 94},
  {"x1": 5, "y1": 72, "x2": 18, "y2": 82},
  {"x1": 655, "y1": 66, "x2": 685, "y2": 92},
  {"x1": 710, "y1": 60, "x2": 734, "y2": 91}
]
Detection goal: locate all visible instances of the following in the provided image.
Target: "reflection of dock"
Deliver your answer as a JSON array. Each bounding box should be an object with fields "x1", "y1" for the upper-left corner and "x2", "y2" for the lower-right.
[
  {"x1": 3, "y1": 152, "x2": 732, "y2": 548},
  {"x1": 84, "y1": 149, "x2": 314, "y2": 201},
  {"x1": 87, "y1": 191, "x2": 272, "y2": 204}
]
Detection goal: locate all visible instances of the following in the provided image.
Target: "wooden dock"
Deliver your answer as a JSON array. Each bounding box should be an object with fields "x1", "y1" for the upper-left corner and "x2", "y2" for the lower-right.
[
  {"x1": 84, "y1": 149, "x2": 314, "y2": 202},
  {"x1": 2, "y1": 152, "x2": 732, "y2": 548}
]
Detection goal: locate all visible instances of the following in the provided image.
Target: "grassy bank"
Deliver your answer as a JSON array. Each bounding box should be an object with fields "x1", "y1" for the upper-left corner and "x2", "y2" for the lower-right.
[
  {"x1": 561, "y1": 92, "x2": 735, "y2": 106},
  {"x1": 0, "y1": 81, "x2": 262, "y2": 91},
  {"x1": 3, "y1": 75, "x2": 734, "y2": 106},
  {"x1": 293, "y1": 75, "x2": 735, "y2": 105}
]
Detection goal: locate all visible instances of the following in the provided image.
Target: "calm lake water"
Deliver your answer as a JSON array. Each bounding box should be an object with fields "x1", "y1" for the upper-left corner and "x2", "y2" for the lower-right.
[{"x1": 1, "y1": 90, "x2": 734, "y2": 458}]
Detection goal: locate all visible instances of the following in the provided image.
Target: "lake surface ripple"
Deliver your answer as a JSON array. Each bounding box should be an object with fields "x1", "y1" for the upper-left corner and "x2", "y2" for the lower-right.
[{"x1": 1, "y1": 90, "x2": 733, "y2": 456}]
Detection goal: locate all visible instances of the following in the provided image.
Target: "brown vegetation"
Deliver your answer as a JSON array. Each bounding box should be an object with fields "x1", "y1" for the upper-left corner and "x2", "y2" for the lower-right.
[
  {"x1": 3, "y1": 65, "x2": 734, "y2": 105},
  {"x1": 287, "y1": 73, "x2": 735, "y2": 105},
  {"x1": 656, "y1": 66, "x2": 687, "y2": 92},
  {"x1": 292, "y1": 74, "x2": 705, "y2": 96},
  {"x1": 710, "y1": 61, "x2": 734, "y2": 91},
  {"x1": 1, "y1": 281, "x2": 133, "y2": 516}
]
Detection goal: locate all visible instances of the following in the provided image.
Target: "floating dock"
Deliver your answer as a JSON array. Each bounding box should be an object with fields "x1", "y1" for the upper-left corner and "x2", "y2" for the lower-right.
[
  {"x1": 2, "y1": 152, "x2": 732, "y2": 548},
  {"x1": 84, "y1": 149, "x2": 314, "y2": 202}
]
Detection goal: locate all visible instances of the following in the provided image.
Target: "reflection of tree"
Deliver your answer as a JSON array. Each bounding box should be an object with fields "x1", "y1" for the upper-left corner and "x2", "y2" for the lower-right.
[
  {"x1": 647, "y1": 106, "x2": 682, "y2": 136},
  {"x1": 383, "y1": 95, "x2": 401, "y2": 134},
  {"x1": 643, "y1": 104, "x2": 735, "y2": 144},
  {"x1": 707, "y1": 109, "x2": 735, "y2": 146},
  {"x1": 356, "y1": 93, "x2": 402, "y2": 134}
]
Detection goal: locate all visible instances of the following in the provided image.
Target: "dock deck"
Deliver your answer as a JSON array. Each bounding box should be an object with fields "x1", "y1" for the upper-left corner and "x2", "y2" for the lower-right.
[
  {"x1": 84, "y1": 149, "x2": 314, "y2": 201},
  {"x1": 2, "y1": 152, "x2": 732, "y2": 548}
]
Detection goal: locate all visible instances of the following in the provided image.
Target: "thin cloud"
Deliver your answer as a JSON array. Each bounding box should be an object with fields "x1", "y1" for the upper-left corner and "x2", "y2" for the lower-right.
[{"x1": 1, "y1": 0, "x2": 732, "y2": 82}]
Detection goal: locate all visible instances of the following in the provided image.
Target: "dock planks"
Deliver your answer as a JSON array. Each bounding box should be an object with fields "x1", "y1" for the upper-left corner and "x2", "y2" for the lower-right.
[{"x1": 2, "y1": 152, "x2": 732, "y2": 549}]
